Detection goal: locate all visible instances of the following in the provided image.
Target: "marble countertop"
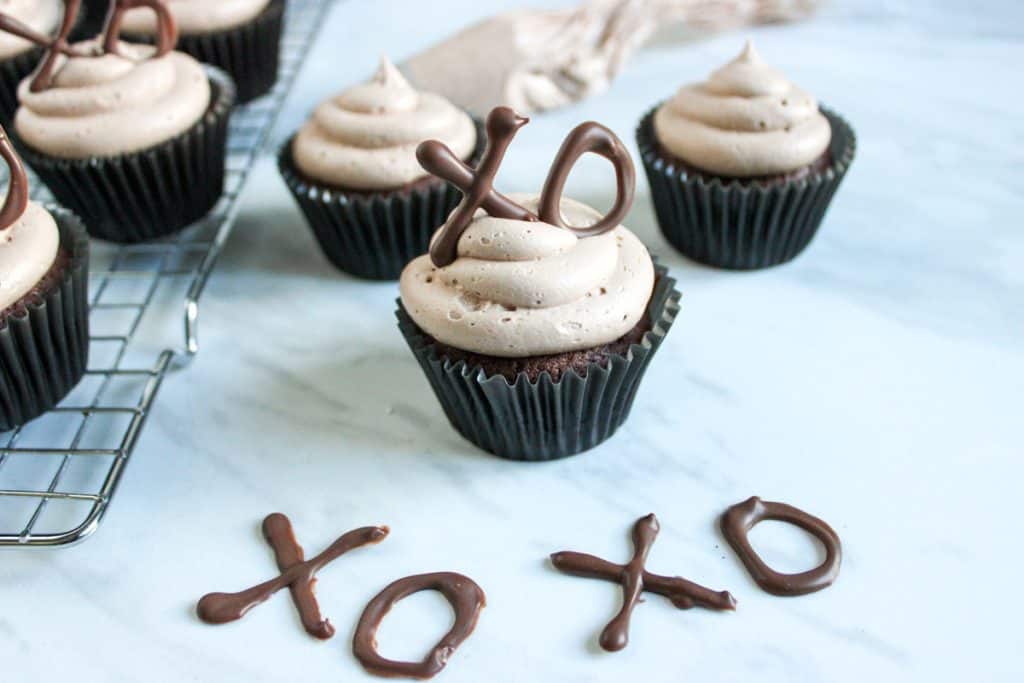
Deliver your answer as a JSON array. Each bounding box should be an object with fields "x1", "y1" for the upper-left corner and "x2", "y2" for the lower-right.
[{"x1": 2, "y1": 1, "x2": 1021, "y2": 681}]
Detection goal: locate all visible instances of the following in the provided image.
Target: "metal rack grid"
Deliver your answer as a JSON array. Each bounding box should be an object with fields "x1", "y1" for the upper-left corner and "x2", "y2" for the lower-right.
[{"x1": 0, "y1": 0, "x2": 335, "y2": 548}]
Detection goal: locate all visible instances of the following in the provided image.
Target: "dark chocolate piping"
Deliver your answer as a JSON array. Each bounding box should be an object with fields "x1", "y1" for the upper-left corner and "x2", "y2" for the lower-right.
[
  {"x1": 196, "y1": 514, "x2": 389, "y2": 639},
  {"x1": 0, "y1": 125, "x2": 28, "y2": 230},
  {"x1": 551, "y1": 514, "x2": 736, "y2": 652},
  {"x1": 720, "y1": 496, "x2": 842, "y2": 597},
  {"x1": 419, "y1": 106, "x2": 536, "y2": 268},
  {"x1": 537, "y1": 120, "x2": 635, "y2": 237},
  {"x1": 101, "y1": 0, "x2": 178, "y2": 59},
  {"x1": 0, "y1": 0, "x2": 92, "y2": 92},
  {"x1": 353, "y1": 572, "x2": 486, "y2": 680}
]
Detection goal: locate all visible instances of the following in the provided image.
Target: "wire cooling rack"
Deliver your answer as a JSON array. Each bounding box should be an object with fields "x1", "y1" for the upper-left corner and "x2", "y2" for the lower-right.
[{"x1": 0, "y1": 0, "x2": 335, "y2": 547}]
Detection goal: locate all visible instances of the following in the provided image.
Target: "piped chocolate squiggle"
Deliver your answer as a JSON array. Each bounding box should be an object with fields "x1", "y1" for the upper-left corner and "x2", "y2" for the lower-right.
[
  {"x1": 0, "y1": 0, "x2": 178, "y2": 92},
  {"x1": 551, "y1": 514, "x2": 736, "y2": 652},
  {"x1": 0, "y1": 125, "x2": 28, "y2": 230},
  {"x1": 197, "y1": 514, "x2": 389, "y2": 639},
  {"x1": 417, "y1": 105, "x2": 635, "y2": 268}
]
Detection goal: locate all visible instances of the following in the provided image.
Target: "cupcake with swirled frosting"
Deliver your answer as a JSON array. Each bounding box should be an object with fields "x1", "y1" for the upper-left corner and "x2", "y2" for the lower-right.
[
  {"x1": 0, "y1": 0, "x2": 62, "y2": 124},
  {"x1": 279, "y1": 57, "x2": 483, "y2": 280},
  {"x1": 12, "y1": 34, "x2": 236, "y2": 242},
  {"x1": 121, "y1": 0, "x2": 284, "y2": 103},
  {"x1": 0, "y1": 125, "x2": 90, "y2": 430},
  {"x1": 637, "y1": 41, "x2": 856, "y2": 269},
  {"x1": 396, "y1": 109, "x2": 679, "y2": 460}
]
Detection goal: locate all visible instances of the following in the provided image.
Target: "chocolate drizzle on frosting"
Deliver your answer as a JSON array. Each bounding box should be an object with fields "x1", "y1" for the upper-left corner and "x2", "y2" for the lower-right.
[
  {"x1": 0, "y1": 0, "x2": 178, "y2": 92},
  {"x1": 551, "y1": 514, "x2": 737, "y2": 652},
  {"x1": 417, "y1": 105, "x2": 635, "y2": 268},
  {"x1": 0, "y1": 125, "x2": 28, "y2": 230},
  {"x1": 353, "y1": 572, "x2": 486, "y2": 680},
  {"x1": 720, "y1": 496, "x2": 842, "y2": 597},
  {"x1": 196, "y1": 514, "x2": 389, "y2": 639}
]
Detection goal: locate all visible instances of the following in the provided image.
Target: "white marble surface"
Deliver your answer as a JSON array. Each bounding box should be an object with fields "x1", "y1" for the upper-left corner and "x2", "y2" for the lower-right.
[{"x1": 2, "y1": 1, "x2": 1022, "y2": 680}]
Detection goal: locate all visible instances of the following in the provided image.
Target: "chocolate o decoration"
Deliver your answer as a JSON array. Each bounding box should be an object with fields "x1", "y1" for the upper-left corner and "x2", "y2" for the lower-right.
[
  {"x1": 353, "y1": 572, "x2": 486, "y2": 680},
  {"x1": 101, "y1": 0, "x2": 179, "y2": 59},
  {"x1": 720, "y1": 496, "x2": 842, "y2": 597},
  {"x1": 537, "y1": 121, "x2": 635, "y2": 238},
  {"x1": 0, "y1": 126, "x2": 28, "y2": 230}
]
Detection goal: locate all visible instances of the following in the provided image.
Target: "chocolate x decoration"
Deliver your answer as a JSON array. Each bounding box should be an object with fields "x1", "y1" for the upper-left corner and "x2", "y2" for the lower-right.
[
  {"x1": 0, "y1": 125, "x2": 28, "y2": 230},
  {"x1": 551, "y1": 514, "x2": 737, "y2": 652},
  {"x1": 417, "y1": 105, "x2": 636, "y2": 268},
  {"x1": 197, "y1": 513, "x2": 389, "y2": 639},
  {"x1": 0, "y1": 0, "x2": 177, "y2": 92}
]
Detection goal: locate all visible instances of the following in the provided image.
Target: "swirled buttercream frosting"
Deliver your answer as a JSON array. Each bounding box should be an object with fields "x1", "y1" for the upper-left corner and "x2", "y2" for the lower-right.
[
  {"x1": 400, "y1": 195, "x2": 654, "y2": 358},
  {"x1": 0, "y1": 0, "x2": 60, "y2": 60},
  {"x1": 121, "y1": 0, "x2": 272, "y2": 35},
  {"x1": 654, "y1": 41, "x2": 831, "y2": 177},
  {"x1": 292, "y1": 57, "x2": 477, "y2": 191},
  {"x1": 14, "y1": 41, "x2": 211, "y2": 158},
  {"x1": 0, "y1": 200, "x2": 58, "y2": 310}
]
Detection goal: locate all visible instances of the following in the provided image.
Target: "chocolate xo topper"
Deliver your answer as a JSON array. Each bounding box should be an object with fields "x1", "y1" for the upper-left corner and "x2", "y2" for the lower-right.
[
  {"x1": 0, "y1": 0, "x2": 177, "y2": 92},
  {"x1": 417, "y1": 106, "x2": 636, "y2": 268},
  {"x1": 0, "y1": 124, "x2": 29, "y2": 231}
]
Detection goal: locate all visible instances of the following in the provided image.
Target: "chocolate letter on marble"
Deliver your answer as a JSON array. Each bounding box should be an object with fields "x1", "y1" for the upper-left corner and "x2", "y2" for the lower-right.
[
  {"x1": 720, "y1": 496, "x2": 842, "y2": 596},
  {"x1": 537, "y1": 121, "x2": 635, "y2": 238},
  {"x1": 0, "y1": 126, "x2": 28, "y2": 230},
  {"x1": 197, "y1": 514, "x2": 389, "y2": 639},
  {"x1": 551, "y1": 514, "x2": 736, "y2": 652},
  {"x1": 419, "y1": 106, "x2": 536, "y2": 268},
  {"x1": 353, "y1": 572, "x2": 486, "y2": 680}
]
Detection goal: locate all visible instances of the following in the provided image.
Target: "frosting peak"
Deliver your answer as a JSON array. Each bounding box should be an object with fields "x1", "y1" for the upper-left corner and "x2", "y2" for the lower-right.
[
  {"x1": 654, "y1": 41, "x2": 831, "y2": 177},
  {"x1": 401, "y1": 195, "x2": 654, "y2": 358},
  {"x1": 292, "y1": 57, "x2": 477, "y2": 190}
]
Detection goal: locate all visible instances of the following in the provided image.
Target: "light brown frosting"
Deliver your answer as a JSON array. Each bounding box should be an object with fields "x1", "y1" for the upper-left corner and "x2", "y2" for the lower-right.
[
  {"x1": 0, "y1": 0, "x2": 61, "y2": 60},
  {"x1": 654, "y1": 41, "x2": 831, "y2": 177},
  {"x1": 121, "y1": 0, "x2": 271, "y2": 35},
  {"x1": 14, "y1": 41, "x2": 211, "y2": 159},
  {"x1": 400, "y1": 195, "x2": 654, "y2": 358},
  {"x1": 292, "y1": 57, "x2": 477, "y2": 191},
  {"x1": 0, "y1": 200, "x2": 58, "y2": 310}
]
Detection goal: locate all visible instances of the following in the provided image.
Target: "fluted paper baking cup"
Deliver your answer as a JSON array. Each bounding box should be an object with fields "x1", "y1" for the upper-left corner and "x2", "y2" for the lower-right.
[
  {"x1": 396, "y1": 266, "x2": 680, "y2": 461},
  {"x1": 279, "y1": 119, "x2": 485, "y2": 281},
  {"x1": 17, "y1": 67, "x2": 235, "y2": 243},
  {"x1": 0, "y1": 209, "x2": 90, "y2": 432},
  {"x1": 637, "y1": 105, "x2": 856, "y2": 270},
  {"x1": 0, "y1": 47, "x2": 43, "y2": 126},
  {"x1": 127, "y1": 0, "x2": 284, "y2": 104}
]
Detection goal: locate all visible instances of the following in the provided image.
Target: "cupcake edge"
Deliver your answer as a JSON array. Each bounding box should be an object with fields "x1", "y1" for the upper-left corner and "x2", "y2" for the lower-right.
[
  {"x1": 14, "y1": 66, "x2": 237, "y2": 243},
  {"x1": 278, "y1": 117, "x2": 486, "y2": 281},
  {"x1": 638, "y1": 104, "x2": 856, "y2": 270},
  {"x1": 0, "y1": 207, "x2": 90, "y2": 431},
  {"x1": 395, "y1": 264, "x2": 680, "y2": 461}
]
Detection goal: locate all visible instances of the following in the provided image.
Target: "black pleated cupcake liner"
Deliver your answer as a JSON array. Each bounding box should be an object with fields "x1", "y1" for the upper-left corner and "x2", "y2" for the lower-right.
[
  {"x1": 0, "y1": 209, "x2": 90, "y2": 432},
  {"x1": 637, "y1": 105, "x2": 856, "y2": 270},
  {"x1": 0, "y1": 46, "x2": 43, "y2": 127},
  {"x1": 396, "y1": 266, "x2": 680, "y2": 461},
  {"x1": 16, "y1": 67, "x2": 236, "y2": 243},
  {"x1": 278, "y1": 119, "x2": 486, "y2": 281},
  {"x1": 126, "y1": 0, "x2": 285, "y2": 104}
]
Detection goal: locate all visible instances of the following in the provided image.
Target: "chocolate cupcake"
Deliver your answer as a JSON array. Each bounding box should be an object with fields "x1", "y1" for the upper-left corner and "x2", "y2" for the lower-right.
[
  {"x1": 120, "y1": 0, "x2": 284, "y2": 103},
  {"x1": 279, "y1": 57, "x2": 482, "y2": 281},
  {"x1": 0, "y1": 0, "x2": 63, "y2": 125},
  {"x1": 0, "y1": 126, "x2": 89, "y2": 431},
  {"x1": 397, "y1": 107, "x2": 679, "y2": 461},
  {"x1": 9, "y1": 6, "x2": 235, "y2": 242},
  {"x1": 638, "y1": 41, "x2": 856, "y2": 269}
]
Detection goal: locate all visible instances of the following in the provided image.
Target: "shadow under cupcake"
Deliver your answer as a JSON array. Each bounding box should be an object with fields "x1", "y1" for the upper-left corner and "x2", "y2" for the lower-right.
[{"x1": 637, "y1": 41, "x2": 856, "y2": 270}]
